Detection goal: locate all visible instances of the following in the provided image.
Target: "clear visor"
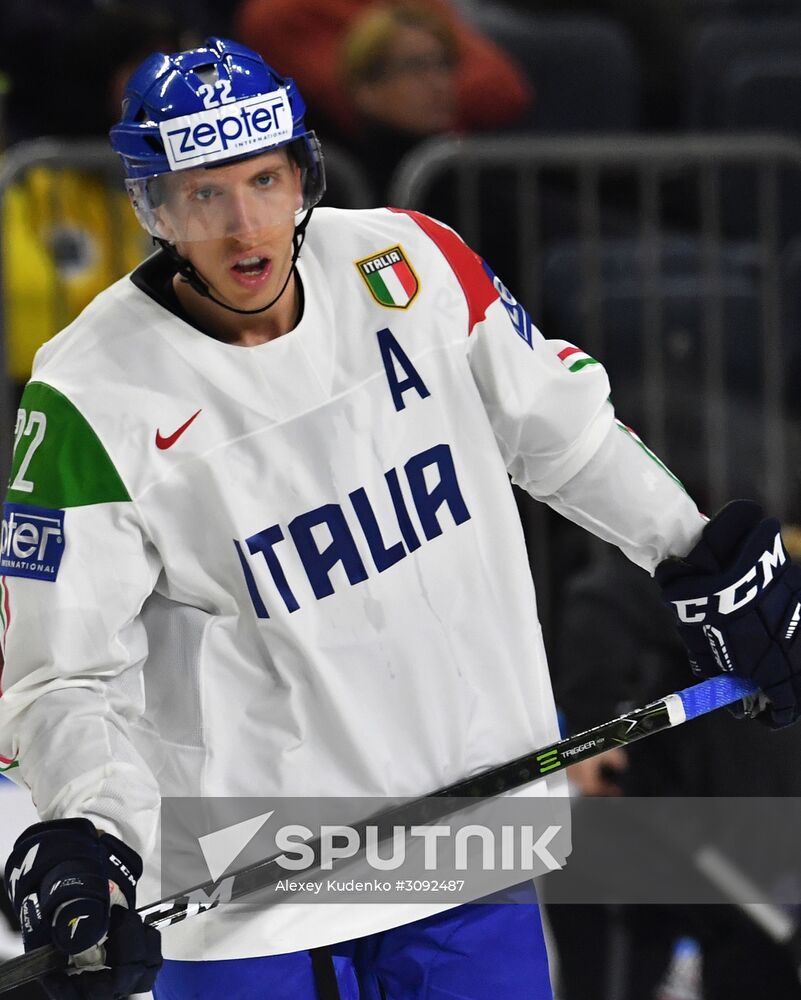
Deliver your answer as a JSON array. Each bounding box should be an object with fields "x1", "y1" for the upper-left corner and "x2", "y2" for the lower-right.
[{"x1": 126, "y1": 140, "x2": 324, "y2": 243}]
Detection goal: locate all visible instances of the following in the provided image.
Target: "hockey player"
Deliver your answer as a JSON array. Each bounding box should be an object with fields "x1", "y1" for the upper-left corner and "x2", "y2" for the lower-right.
[{"x1": 2, "y1": 36, "x2": 801, "y2": 1000}]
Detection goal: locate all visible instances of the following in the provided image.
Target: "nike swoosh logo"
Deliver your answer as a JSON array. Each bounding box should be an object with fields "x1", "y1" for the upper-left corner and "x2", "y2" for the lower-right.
[{"x1": 156, "y1": 409, "x2": 202, "y2": 450}]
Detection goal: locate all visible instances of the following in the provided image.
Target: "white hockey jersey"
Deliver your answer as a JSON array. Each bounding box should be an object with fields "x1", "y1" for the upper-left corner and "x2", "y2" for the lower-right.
[{"x1": 0, "y1": 207, "x2": 705, "y2": 958}]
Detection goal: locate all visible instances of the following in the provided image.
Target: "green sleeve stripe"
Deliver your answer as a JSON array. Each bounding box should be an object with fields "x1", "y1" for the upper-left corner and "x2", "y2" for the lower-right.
[
  {"x1": 6, "y1": 382, "x2": 130, "y2": 509},
  {"x1": 568, "y1": 357, "x2": 600, "y2": 373}
]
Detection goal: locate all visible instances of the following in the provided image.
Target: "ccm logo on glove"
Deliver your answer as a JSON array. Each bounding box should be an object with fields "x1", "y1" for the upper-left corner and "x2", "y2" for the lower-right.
[
  {"x1": 670, "y1": 530, "x2": 786, "y2": 623},
  {"x1": 4, "y1": 818, "x2": 162, "y2": 999},
  {"x1": 657, "y1": 500, "x2": 801, "y2": 728}
]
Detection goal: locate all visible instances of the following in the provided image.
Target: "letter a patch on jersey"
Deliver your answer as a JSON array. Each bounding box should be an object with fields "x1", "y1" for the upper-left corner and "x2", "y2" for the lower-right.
[{"x1": 355, "y1": 245, "x2": 419, "y2": 309}]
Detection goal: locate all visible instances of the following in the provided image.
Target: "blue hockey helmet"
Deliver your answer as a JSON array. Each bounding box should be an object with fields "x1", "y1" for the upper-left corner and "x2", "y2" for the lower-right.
[{"x1": 109, "y1": 37, "x2": 325, "y2": 239}]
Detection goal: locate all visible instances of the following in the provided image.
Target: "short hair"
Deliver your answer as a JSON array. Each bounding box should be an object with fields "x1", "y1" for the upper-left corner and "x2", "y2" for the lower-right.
[{"x1": 340, "y1": 3, "x2": 458, "y2": 90}]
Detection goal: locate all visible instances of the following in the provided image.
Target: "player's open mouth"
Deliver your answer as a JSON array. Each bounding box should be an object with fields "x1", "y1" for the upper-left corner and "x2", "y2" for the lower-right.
[
  {"x1": 230, "y1": 255, "x2": 272, "y2": 287},
  {"x1": 232, "y1": 255, "x2": 269, "y2": 276}
]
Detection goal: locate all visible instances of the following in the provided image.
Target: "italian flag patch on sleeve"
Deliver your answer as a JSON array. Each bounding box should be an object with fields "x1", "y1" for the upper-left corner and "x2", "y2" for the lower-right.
[{"x1": 557, "y1": 345, "x2": 599, "y2": 372}]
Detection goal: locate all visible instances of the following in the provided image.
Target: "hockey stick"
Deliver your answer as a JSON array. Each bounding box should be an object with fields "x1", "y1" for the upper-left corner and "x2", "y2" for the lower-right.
[{"x1": 0, "y1": 674, "x2": 758, "y2": 994}]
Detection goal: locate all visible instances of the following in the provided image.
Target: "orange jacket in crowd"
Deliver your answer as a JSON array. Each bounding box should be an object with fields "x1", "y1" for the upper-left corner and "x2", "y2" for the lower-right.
[{"x1": 233, "y1": 0, "x2": 532, "y2": 133}]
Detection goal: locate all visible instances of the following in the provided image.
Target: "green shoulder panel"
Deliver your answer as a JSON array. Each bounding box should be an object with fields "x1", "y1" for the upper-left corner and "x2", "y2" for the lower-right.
[{"x1": 6, "y1": 381, "x2": 131, "y2": 508}]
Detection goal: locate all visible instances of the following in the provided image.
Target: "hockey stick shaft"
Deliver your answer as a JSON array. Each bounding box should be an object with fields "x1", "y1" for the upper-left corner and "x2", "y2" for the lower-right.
[{"x1": 0, "y1": 674, "x2": 758, "y2": 993}]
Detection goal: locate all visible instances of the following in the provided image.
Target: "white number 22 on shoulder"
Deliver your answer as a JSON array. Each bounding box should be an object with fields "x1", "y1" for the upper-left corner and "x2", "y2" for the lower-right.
[{"x1": 12, "y1": 409, "x2": 47, "y2": 493}]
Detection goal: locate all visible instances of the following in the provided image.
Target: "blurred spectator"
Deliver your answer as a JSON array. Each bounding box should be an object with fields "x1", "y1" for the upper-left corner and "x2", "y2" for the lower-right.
[
  {"x1": 233, "y1": 0, "x2": 532, "y2": 138},
  {"x1": 342, "y1": 4, "x2": 458, "y2": 136},
  {"x1": 336, "y1": 3, "x2": 459, "y2": 202}
]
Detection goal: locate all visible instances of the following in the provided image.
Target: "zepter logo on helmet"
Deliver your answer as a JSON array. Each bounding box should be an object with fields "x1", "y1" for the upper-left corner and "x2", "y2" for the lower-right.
[{"x1": 109, "y1": 37, "x2": 326, "y2": 244}]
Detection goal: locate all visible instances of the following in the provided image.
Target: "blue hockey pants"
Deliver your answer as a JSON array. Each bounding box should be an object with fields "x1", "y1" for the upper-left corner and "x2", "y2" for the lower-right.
[{"x1": 152, "y1": 882, "x2": 553, "y2": 999}]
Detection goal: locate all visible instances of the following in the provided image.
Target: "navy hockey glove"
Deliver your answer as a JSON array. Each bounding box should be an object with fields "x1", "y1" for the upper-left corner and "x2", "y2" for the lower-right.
[
  {"x1": 655, "y1": 499, "x2": 801, "y2": 728},
  {"x1": 4, "y1": 818, "x2": 162, "y2": 999}
]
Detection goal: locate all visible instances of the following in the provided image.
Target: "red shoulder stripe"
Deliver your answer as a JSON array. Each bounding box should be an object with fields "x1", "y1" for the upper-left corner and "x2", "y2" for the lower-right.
[{"x1": 389, "y1": 208, "x2": 499, "y2": 334}]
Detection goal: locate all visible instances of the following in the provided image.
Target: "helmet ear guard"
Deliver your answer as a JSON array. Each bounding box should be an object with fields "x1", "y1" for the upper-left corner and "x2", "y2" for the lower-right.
[{"x1": 289, "y1": 133, "x2": 326, "y2": 214}]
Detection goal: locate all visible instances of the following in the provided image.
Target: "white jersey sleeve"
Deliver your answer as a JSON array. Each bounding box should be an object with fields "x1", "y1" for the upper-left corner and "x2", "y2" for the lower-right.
[
  {"x1": 0, "y1": 378, "x2": 162, "y2": 856},
  {"x1": 541, "y1": 419, "x2": 706, "y2": 571},
  {"x1": 394, "y1": 210, "x2": 705, "y2": 568}
]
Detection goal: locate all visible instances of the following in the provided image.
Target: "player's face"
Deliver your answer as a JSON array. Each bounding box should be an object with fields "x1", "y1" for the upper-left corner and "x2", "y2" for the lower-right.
[
  {"x1": 158, "y1": 149, "x2": 303, "y2": 309},
  {"x1": 352, "y1": 25, "x2": 457, "y2": 136}
]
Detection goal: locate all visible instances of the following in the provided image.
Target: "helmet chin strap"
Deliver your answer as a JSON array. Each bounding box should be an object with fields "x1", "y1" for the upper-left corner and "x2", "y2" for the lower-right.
[{"x1": 159, "y1": 209, "x2": 313, "y2": 317}]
